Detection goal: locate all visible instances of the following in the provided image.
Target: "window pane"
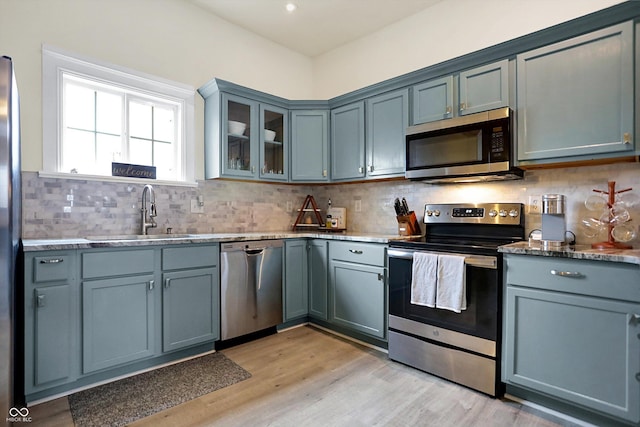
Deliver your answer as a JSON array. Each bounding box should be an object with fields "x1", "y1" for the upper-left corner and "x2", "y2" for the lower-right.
[
  {"x1": 97, "y1": 134, "x2": 122, "y2": 175},
  {"x1": 129, "y1": 101, "x2": 152, "y2": 139},
  {"x1": 154, "y1": 141, "x2": 175, "y2": 180},
  {"x1": 154, "y1": 106, "x2": 175, "y2": 142},
  {"x1": 62, "y1": 128, "x2": 95, "y2": 173},
  {"x1": 96, "y1": 91, "x2": 123, "y2": 135},
  {"x1": 129, "y1": 137, "x2": 152, "y2": 166},
  {"x1": 65, "y1": 83, "x2": 95, "y2": 131}
]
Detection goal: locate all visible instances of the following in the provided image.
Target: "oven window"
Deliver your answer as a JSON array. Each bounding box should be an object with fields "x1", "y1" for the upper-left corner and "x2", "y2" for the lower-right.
[
  {"x1": 389, "y1": 256, "x2": 499, "y2": 341},
  {"x1": 407, "y1": 129, "x2": 482, "y2": 168}
]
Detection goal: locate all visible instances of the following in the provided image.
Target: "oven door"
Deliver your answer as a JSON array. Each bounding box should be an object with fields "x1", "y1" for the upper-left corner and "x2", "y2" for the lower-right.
[{"x1": 388, "y1": 248, "x2": 500, "y2": 342}]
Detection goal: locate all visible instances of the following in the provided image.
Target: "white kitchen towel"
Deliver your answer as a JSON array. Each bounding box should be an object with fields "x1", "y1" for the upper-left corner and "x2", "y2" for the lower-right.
[
  {"x1": 410, "y1": 252, "x2": 438, "y2": 307},
  {"x1": 436, "y1": 254, "x2": 467, "y2": 313}
]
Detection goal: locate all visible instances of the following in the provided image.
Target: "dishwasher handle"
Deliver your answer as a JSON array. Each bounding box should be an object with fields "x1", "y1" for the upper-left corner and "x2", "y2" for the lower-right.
[{"x1": 245, "y1": 248, "x2": 265, "y2": 256}]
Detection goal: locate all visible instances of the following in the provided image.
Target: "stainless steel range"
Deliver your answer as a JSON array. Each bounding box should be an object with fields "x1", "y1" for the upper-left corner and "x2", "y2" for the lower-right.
[{"x1": 388, "y1": 203, "x2": 525, "y2": 396}]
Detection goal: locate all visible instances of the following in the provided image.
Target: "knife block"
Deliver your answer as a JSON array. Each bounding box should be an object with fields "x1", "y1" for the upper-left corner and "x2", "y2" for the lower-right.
[{"x1": 397, "y1": 211, "x2": 421, "y2": 236}]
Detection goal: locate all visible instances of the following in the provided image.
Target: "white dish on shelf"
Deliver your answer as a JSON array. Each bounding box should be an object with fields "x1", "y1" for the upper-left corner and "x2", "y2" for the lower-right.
[
  {"x1": 228, "y1": 120, "x2": 246, "y2": 135},
  {"x1": 264, "y1": 129, "x2": 276, "y2": 141}
]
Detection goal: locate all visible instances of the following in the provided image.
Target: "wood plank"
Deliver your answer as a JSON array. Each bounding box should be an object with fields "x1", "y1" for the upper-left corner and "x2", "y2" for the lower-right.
[{"x1": 26, "y1": 326, "x2": 565, "y2": 426}]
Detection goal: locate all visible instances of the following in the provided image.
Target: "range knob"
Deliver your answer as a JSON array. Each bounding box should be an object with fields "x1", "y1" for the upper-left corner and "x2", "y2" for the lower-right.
[
  {"x1": 509, "y1": 209, "x2": 519, "y2": 218},
  {"x1": 433, "y1": 210, "x2": 441, "y2": 217},
  {"x1": 489, "y1": 209, "x2": 498, "y2": 218},
  {"x1": 426, "y1": 210, "x2": 433, "y2": 216},
  {"x1": 499, "y1": 209, "x2": 507, "y2": 217}
]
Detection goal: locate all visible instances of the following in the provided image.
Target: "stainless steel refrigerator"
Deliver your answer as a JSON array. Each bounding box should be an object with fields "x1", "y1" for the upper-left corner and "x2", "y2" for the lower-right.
[{"x1": 1, "y1": 55, "x2": 22, "y2": 417}]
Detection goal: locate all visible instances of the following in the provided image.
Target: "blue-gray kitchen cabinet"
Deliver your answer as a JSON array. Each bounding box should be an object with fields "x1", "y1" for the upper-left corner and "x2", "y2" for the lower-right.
[
  {"x1": 221, "y1": 93, "x2": 260, "y2": 179},
  {"x1": 503, "y1": 254, "x2": 640, "y2": 425},
  {"x1": 284, "y1": 239, "x2": 309, "y2": 320},
  {"x1": 290, "y1": 110, "x2": 330, "y2": 182},
  {"x1": 330, "y1": 101, "x2": 366, "y2": 181},
  {"x1": 365, "y1": 88, "x2": 409, "y2": 178},
  {"x1": 412, "y1": 59, "x2": 509, "y2": 125},
  {"x1": 24, "y1": 251, "x2": 78, "y2": 395},
  {"x1": 309, "y1": 239, "x2": 329, "y2": 321},
  {"x1": 516, "y1": 22, "x2": 634, "y2": 164},
  {"x1": 328, "y1": 241, "x2": 387, "y2": 340},
  {"x1": 161, "y1": 245, "x2": 219, "y2": 352},
  {"x1": 259, "y1": 103, "x2": 288, "y2": 181}
]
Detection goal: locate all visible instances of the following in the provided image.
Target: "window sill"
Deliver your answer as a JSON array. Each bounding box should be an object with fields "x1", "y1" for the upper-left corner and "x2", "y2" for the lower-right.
[{"x1": 37, "y1": 171, "x2": 199, "y2": 187}]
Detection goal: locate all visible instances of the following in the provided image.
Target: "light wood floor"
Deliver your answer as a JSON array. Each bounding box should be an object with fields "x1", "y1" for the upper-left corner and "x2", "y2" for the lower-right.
[{"x1": 28, "y1": 325, "x2": 568, "y2": 426}]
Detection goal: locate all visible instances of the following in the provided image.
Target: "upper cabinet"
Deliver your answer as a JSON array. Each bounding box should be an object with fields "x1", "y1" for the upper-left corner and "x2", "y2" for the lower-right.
[
  {"x1": 331, "y1": 101, "x2": 366, "y2": 181},
  {"x1": 516, "y1": 22, "x2": 634, "y2": 164},
  {"x1": 290, "y1": 110, "x2": 330, "y2": 182},
  {"x1": 331, "y1": 88, "x2": 409, "y2": 182},
  {"x1": 366, "y1": 89, "x2": 409, "y2": 178},
  {"x1": 412, "y1": 59, "x2": 509, "y2": 125},
  {"x1": 200, "y1": 81, "x2": 289, "y2": 181}
]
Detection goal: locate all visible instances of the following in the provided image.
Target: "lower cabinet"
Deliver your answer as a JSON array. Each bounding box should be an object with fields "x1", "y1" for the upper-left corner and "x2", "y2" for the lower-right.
[
  {"x1": 284, "y1": 240, "x2": 309, "y2": 320},
  {"x1": 309, "y1": 240, "x2": 328, "y2": 321},
  {"x1": 162, "y1": 268, "x2": 218, "y2": 352},
  {"x1": 23, "y1": 244, "x2": 219, "y2": 402},
  {"x1": 24, "y1": 251, "x2": 78, "y2": 395},
  {"x1": 82, "y1": 274, "x2": 156, "y2": 373},
  {"x1": 503, "y1": 254, "x2": 640, "y2": 425},
  {"x1": 328, "y1": 241, "x2": 387, "y2": 340}
]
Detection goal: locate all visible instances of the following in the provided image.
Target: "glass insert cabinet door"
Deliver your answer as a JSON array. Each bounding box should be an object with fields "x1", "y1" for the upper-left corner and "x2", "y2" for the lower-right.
[
  {"x1": 260, "y1": 104, "x2": 288, "y2": 180},
  {"x1": 223, "y1": 94, "x2": 258, "y2": 177}
]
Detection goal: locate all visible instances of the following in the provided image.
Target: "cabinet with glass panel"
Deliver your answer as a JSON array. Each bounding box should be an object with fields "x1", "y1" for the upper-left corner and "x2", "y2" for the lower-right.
[{"x1": 200, "y1": 80, "x2": 288, "y2": 181}]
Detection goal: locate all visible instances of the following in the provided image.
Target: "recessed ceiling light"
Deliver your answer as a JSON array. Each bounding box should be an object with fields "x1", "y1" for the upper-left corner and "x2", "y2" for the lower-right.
[{"x1": 285, "y1": 2, "x2": 297, "y2": 12}]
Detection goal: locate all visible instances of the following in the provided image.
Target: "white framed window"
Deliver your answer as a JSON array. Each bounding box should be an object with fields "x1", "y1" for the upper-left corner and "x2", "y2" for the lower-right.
[{"x1": 42, "y1": 45, "x2": 196, "y2": 185}]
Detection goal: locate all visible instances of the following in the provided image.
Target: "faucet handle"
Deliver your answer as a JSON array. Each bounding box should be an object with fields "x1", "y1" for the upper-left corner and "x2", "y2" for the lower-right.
[{"x1": 150, "y1": 203, "x2": 157, "y2": 218}]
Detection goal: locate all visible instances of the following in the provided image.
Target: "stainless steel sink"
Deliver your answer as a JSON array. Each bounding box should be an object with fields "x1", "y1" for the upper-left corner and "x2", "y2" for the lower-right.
[{"x1": 85, "y1": 234, "x2": 194, "y2": 241}]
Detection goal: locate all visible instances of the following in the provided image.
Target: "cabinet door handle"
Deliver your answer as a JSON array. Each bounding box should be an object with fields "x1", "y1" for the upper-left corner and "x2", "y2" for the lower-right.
[
  {"x1": 148, "y1": 280, "x2": 154, "y2": 291},
  {"x1": 367, "y1": 164, "x2": 373, "y2": 172},
  {"x1": 164, "y1": 278, "x2": 171, "y2": 289},
  {"x1": 348, "y1": 249, "x2": 363, "y2": 254},
  {"x1": 40, "y1": 258, "x2": 63, "y2": 264},
  {"x1": 459, "y1": 102, "x2": 467, "y2": 111},
  {"x1": 445, "y1": 106, "x2": 452, "y2": 115},
  {"x1": 631, "y1": 314, "x2": 640, "y2": 323},
  {"x1": 251, "y1": 165, "x2": 255, "y2": 173},
  {"x1": 36, "y1": 293, "x2": 46, "y2": 308},
  {"x1": 623, "y1": 133, "x2": 632, "y2": 144},
  {"x1": 322, "y1": 169, "x2": 327, "y2": 177},
  {"x1": 377, "y1": 273, "x2": 384, "y2": 281},
  {"x1": 358, "y1": 166, "x2": 364, "y2": 174},
  {"x1": 550, "y1": 270, "x2": 584, "y2": 278}
]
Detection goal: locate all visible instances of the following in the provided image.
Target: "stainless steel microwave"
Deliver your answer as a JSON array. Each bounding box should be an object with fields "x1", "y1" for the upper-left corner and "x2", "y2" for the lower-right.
[{"x1": 405, "y1": 108, "x2": 523, "y2": 183}]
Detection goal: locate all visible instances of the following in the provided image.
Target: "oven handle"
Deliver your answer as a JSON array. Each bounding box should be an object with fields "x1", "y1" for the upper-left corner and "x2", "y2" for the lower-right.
[{"x1": 388, "y1": 248, "x2": 497, "y2": 269}]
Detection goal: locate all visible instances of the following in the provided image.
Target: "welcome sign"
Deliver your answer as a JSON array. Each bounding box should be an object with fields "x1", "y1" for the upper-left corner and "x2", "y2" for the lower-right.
[{"x1": 112, "y1": 162, "x2": 157, "y2": 179}]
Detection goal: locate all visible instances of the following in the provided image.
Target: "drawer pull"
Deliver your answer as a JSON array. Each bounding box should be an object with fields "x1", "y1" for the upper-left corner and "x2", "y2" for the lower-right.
[
  {"x1": 40, "y1": 258, "x2": 63, "y2": 264},
  {"x1": 348, "y1": 249, "x2": 363, "y2": 255},
  {"x1": 550, "y1": 270, "x2": 584, "y2": 278}
]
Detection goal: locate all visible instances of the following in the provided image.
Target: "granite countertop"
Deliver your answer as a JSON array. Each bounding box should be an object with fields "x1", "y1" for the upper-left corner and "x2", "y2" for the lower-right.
[
  {"x1": 499, "y1": 241, "x2": 640, "y2": 265},
  {"x1": 22, "y1": 231, "x2": 412, "y2": 251}
]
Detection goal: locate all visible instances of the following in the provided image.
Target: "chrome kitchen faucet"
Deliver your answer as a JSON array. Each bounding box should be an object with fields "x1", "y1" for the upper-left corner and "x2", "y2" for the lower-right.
[{"x1": 141, "y1": 184, "x2": 157, "y2": 235}]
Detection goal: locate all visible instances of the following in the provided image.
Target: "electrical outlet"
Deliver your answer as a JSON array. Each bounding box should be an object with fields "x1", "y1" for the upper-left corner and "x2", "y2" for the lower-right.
[
  {"x1": 528, "y1": 195, "x2": 542, "y2": 214},
  {"x1": 355, "y1": 200, "x2": 362, "y2": 212},
  {"x1": 190, "y1": 199, "x2": 204, "y2": 214}
]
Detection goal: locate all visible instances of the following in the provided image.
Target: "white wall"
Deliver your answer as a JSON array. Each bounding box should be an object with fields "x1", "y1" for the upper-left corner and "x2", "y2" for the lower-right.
[
  {"x1": 0, "y1": 0, "x2": 313, "y2": 175},
  {"x1": 311, "y1": 0, "x2": 627, "y2": 99}
]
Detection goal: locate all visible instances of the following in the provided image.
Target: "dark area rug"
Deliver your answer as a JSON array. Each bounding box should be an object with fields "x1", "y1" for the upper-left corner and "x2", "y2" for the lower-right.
[{"x1": 68, "y1": 352, "x2": 251, "y2": 427}]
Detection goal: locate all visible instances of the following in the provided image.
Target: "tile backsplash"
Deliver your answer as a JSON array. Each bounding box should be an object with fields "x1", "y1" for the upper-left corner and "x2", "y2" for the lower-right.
[{"x1": 22, "y1": 161, "x2": 640, "y2": 248}]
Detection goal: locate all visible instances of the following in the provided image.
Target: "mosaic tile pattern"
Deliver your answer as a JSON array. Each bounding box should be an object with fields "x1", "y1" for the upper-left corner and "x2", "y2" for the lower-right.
[{"x1": 22, "y1": 161, "x2": 640, "y2": 247}]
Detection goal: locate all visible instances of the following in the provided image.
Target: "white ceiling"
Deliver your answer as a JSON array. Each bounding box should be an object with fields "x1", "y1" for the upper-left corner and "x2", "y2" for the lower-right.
[{"x1": 189, "y1": 0, "x2": 443, "y2": 57}]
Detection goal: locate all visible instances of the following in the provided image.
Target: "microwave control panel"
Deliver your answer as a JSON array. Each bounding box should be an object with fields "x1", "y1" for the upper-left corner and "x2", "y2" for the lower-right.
[{"x1": 489, "y1": 126, "x2": 507, "y2": 161}]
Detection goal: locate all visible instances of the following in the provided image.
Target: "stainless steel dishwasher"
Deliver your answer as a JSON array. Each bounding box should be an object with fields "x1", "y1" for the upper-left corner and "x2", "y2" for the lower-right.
[{"x1": 220, "y1": 239, "x2": 283, "y2": 340}]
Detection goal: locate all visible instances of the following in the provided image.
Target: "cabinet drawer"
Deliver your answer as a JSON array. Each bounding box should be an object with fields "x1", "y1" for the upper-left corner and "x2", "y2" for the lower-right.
[
  {"x1": 33, "y1": 255, "x2": 72, "y2": 283},
  {"x1": 162, "y1": 245, "x2": 218, "y2": 270},
  {"x1": 329, "y1": 241, "x2": 386, "y2": 267},
  {"x1": 82, "y1": 249, "x2": 155, "y2": 279},
  {"x1": 505, "y1": 255, "x2": 640, "y2": 302}
]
